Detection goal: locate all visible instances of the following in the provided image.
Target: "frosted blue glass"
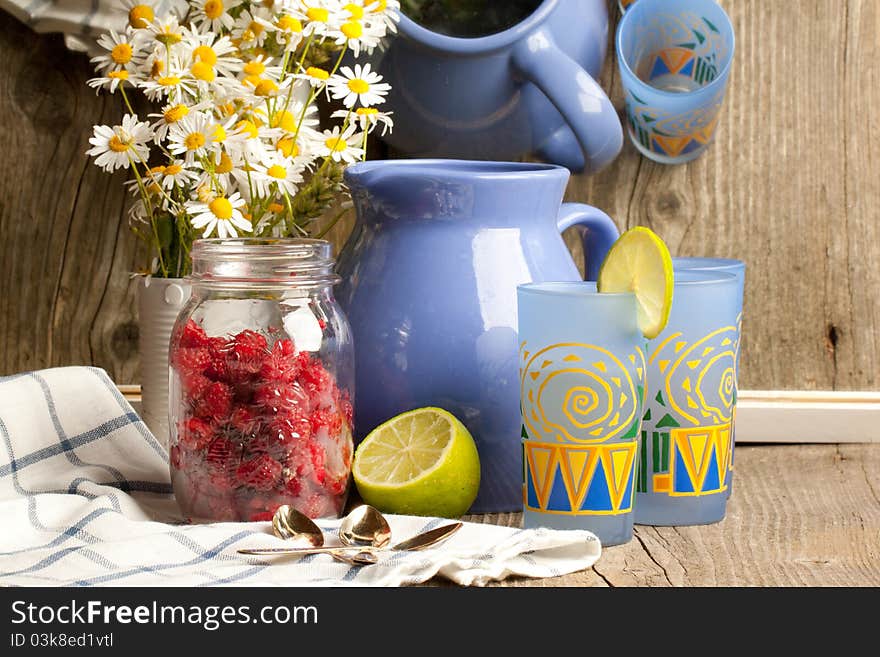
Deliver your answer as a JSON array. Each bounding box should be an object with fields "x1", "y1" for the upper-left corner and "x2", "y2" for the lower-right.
[
  {"x1": 635, "y1": 270, "x2": 739, "y2": 526},
  {"x1": 518, "y1": 282, "x2": 646, "y2": 546}
]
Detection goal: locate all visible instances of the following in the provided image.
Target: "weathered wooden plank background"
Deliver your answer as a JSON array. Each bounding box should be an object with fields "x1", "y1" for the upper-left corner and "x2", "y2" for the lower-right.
[{"x1": 1, "y1": 1, "x2": 878, "y2": 391}]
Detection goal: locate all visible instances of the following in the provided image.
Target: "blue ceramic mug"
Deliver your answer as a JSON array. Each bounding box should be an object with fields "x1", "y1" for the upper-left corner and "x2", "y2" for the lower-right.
[{"x1": 371, "y1": 0, "x2": 623, "y2": 173}]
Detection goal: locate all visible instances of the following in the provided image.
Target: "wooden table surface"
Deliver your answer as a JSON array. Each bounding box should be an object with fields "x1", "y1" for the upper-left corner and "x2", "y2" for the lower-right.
[{"x1": 457, "y1": 444, "x2": 880, "y2": 587}]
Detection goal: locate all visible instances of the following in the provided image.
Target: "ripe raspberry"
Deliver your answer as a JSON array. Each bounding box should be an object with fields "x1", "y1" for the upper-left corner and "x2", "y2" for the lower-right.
[
  {"x1": 236, "y1": 454, "x2": 282, "y2": 491},
  {"x1": 310, "y1": 407, "x2": 343, "y2": 436},
  {"x1": 180, "y1": 417, "x2": 214, "y2": 451},
  {"x1": 195, "y1": 382, "x2": 233, "y2": 420},
  {"x1": 230, "y1": 329, "x2": 268, "y2": 361},
  {"x1": 173, "y1": 347, "x2": 212, "y2": 377},
  {"x1": 229, "y1": 405, "x2": 260, "y2": 437},
  {"x1": 180, "y1": 320, "x2": 210, "y2": 349},
  {"x1": 282, "y1": 472, "x2": 303, "y2": 497},
  {"x1": 181, "y1": 372, "x2": 211, "y2": 400},
  {"x1": 253, "y1": 381, "x2": 309, "y2": 414},
  {"x1": 205, "y1": 437, "x2": 240, "y2": 487},
  {"x1": 204, "y1": 337, "x2": 231, "y2": 381},
  {"x1": 307, "y1": 441, "x2": 327, "y2": 486},
  {"x1": 259, "y1": 339, "x2": 300, "y2": 383}
]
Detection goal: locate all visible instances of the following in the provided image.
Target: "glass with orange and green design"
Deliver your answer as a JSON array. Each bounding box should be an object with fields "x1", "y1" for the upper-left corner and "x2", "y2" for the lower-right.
[
  {"x1": 517, "y1": 282, "x2": 646, "y2": 547},
  {"x1": 635, "y1": 270, "x2": 740, "y2": 526}
]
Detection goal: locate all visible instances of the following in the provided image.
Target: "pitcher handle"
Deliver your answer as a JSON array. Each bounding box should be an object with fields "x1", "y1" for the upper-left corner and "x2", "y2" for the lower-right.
[
  {"x1": 512, "y1": 28, "x2": 623, "y2": 174},
  {"x1": 557, "y1": 203, "x2": 620, "y2": 281}
]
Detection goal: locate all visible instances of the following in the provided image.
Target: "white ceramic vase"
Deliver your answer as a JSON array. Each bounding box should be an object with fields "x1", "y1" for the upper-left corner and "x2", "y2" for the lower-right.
[{"x1": 137, "y1": 276, "x2": 191, "y2": 450}]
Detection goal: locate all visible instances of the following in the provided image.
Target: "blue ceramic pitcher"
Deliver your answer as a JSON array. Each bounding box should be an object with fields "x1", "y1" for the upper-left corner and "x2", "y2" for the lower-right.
[
  {"x1": 336, "y1": 160, "x2": 620, "y2": 512},
  {"x1": 370, "y1": 0, "x2": 623, "y2": 173}
]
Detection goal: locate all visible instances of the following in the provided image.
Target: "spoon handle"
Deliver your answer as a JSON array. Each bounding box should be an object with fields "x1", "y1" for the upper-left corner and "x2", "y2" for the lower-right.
[{"x1": 238, "y1": 546, "x2": 373, "y2": 556}]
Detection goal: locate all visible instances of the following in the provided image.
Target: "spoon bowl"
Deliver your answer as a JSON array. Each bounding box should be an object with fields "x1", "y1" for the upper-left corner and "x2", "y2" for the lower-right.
[
  {"x1": 339, "y1": 505, "x2": 392, "y2": 549},
  {"x1": 271, "y1": 505, "x2": 324, "y2": 547}
]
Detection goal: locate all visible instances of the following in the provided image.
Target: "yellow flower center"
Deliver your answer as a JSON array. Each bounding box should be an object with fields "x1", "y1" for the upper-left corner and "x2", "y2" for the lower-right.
[
  {"x1": 192, "y1": 45, "x2": 218, "y2": 66},
  {"x1": 341, "y1": 21, "x2": 363, "y2": 39},
  {"x1": 347, "y1": 78, "x2": 370, "y2": 94},
  {"x1": 267, "y1": 164, "x2": 287, "y2": 179},
  {"x1": 156, "y1": 30, "x2": 183, "y2": 46},
  {"x1": 108, "y1": 70, "x2": 129, "y2": 80},
  {"x1": 277, "y1": 15, "x2": 303, "y2": 32},
  {"x1": 243, "y1": 60, "x2": 265, "y2": 76},
  {"x1": 325, "y1": 135, "x2": 347, "y2": 152},
  {"x1": 150, "y1": 59, "x2": 164, "y2": 78},
  {"x1": 216, "y1": 152, "x2": 234, "y2": 173},
  {"x1": 268, "y1": 202, "x2": 284, "y2": 213},
  {"x1": 276, "y1": 137, "x2": 298, "y2": 157},
  {"x1": 213, "y1": 124, "x2": 228, "y2": 142},
  {"x1": 209, "y1": 197, "x2": 233, "y2": 220},
  {"x1": 306, "y1": 7, "x2": 329, "y2": 22},
  {"x1": 184, "y1": 132, "x2": 206, "y2": 150},
  {"x1": 149, "y1": 165, "x2": 166, "y2": 176},
  {"x1": 371, "y1": 0, "x2": 387, "y2": 12},
  {"x1": 270, "y1": 110, "x2": 297, "y2": 133},
  {"x1": 165, "y1": 163, "x2": 183, "y2": 176},
  {"x1": 191, "y1": 61, "x2": 216, "y2": 82},
  {"x1": 243, "y1": 74, "x2": 262, "y2": 88},
  {"x1": 108, "y1": 135, "x2": 130, "y2": 152},
  {"x1": 204, "y1": 0, "x2": 224, "y2": 20},
  {"x1": 344, "y1": 3, "x2": 364, "y2": 19},
  {"x1": 356, "y1": 107, "x2": 379, "y2": 116},
  {"x1": 254, "y1": 79, "x2": 278, "y2": 96},
  {"x1": 306, "y1": 67, "x2": 329, "y2": 80},
  {"x1": 217, "y1": 102, "x2": 236, "y2": 117},
  {"x1": 111, "y1": 43, "x2": 133, "y2": 65},
  {"x1": 164, "y1": 104, "x2": 189, "y2": 123},
  {"x1": 242, "y1": 22, "x2": 264, "y2": 41},
  {"x1": 129, "y1": 5, "x2": 154, "y2": 28},
  {"x1": 158, "y1": 75, "x2": 181, "y2": 86},
  {"x1": 235, "y1": 120, "x2": 259, "y2": 139}
]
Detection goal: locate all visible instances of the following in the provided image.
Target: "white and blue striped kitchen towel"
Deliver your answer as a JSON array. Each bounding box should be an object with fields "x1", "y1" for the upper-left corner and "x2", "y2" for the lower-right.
[{"x1": 0, "y1": 367, "x2": 601, "y2": 587}]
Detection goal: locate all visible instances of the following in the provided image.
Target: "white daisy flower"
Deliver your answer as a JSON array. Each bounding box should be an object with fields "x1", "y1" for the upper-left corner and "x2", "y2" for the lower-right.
[
  {"x1": 239, "y1": 55, "x2": 284, "y2": 88},
  {"x1": 334, "y1": 106, "x2": 394, "y2": 136},
  {"x1": 147, "y1": 14, "x2": 186, "y2": 49},
  {"x1": 184, "y1": 30, "x2": 243, "y2": 80},
  {"x1": 192, "y1": 0, "x2": 242, "y2": 33},
  {"x1": 140, "y1": 69, "x2": 197, "y2": 102},
  {"x1": 327, "y1": 63, "x2": 390, "y2": 108},
  {"x1": 86, "y1": 114, "x2": 153, "y2": 172},
  {"x1": 186, "y1": 192, "x2": 252, "y2": 238},
  {"x1": 196, "y1": 150, "x2": 239, "y2": 192},
  {"x1": 91, "y1": 29, "x2": 143, "y2": 74},
  {"x1": 273, "y1": 13, "x2": 305, "y2": 51},
  {"x1": 167, "y1": 112, "x2": 216, "y2": 163},
  {"x1": 363, "y1": 0, "x2": 400, "y2": 34},
  {"x1": 251, "y1": 154, "x2": 305, "y2": 197},
  {"x1": 148, "y1": 101, "x2": 209, "y2": 143},
  {"x1": 300, "y1": 0, "x2": 344, "y2": 36},
  {"x1": 120, "y1": 1, "x2": 157, "y2": 30},
  {"x1": 159, "y1": 160, "x2": 199, "y2": 190},
  {"x1": 314, "y1": 124, "x2": 364, "y2": 163},
  {"x1": 231, "y1": 8, "x2": 274, "y2": 48},
  {"x1": 330, "y1": 17, "x2": 384, "y2": 57},
  {"x1": 86, "y1": 69, "x2": 134, "y2": 94}
]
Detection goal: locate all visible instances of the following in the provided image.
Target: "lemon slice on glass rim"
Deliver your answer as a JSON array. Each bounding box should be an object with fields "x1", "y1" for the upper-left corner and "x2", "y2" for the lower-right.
[{"x1": 596, "y1": 226, "x2": 674, "y2": 339}]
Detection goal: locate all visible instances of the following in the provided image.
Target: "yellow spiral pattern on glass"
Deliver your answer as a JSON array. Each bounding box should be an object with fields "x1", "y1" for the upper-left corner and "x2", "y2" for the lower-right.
[
  {"x1": 659, "y1": 326, "x2": 739, "y2": 426},
  {"x1": 520, "y1": 343, "x2": 643, "y2": 444}
]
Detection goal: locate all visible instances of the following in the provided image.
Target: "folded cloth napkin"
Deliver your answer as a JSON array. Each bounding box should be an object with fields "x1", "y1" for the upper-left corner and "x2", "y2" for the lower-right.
[{"x1": 0, "y1": 367, "x2": 601, "y2": 587}]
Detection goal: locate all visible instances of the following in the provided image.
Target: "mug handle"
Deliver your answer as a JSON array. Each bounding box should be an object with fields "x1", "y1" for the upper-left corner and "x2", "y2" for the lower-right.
[
  {"x1": 557, "y1": 203, "x2": 620, "y2": 281},
  {"x1": 512, "y1": 28, "x2": 623, "y2": 174}
]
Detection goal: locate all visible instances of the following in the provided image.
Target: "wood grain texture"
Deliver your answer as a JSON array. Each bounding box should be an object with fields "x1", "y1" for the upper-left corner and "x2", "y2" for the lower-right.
[
  {"x1": 0, "y1": 10, "x2": 142, "y2": 384},
  {"x1": 1, "y1": 1, "x2": 879, "y2": 392},
  {"x1": 563, "y1": 0, "x2": 880, "y2": 391},
  {"x1": 458, "y1": 444, "x2": 880, "y2": 587}
]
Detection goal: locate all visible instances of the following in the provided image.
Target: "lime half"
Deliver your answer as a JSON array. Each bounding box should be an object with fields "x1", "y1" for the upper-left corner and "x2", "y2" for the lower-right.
[
  {"x1": 352, "y1": 407, "x2": 481, "y2": 518},
  {"x1": 597, "y1": 226, "x2": 674, "y2": 339}
]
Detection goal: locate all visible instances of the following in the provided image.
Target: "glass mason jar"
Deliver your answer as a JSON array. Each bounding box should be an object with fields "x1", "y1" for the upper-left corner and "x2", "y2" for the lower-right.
[{"x1": 168, "y1": 239, "x2": 354, "y2": 522}]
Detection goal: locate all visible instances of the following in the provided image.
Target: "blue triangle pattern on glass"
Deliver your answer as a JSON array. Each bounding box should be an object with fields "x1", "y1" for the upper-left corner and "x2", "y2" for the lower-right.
[
  {"x1": 582, "y1": 464, "x2": 612, "y2": 511},
  {"x1": 526, "y1": 470, "x2": 539, "y2": 508},
  {"x1": 674, "y1": 446, "x2": 695, "y2": 493},
  {"x1": 547, "y1": 465, "x2": 570, "y2": 511}
]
